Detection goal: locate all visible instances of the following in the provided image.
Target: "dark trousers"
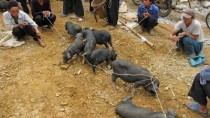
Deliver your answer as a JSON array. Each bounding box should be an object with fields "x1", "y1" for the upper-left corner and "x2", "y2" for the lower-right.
[
  {"x1": 89, "y1": 0, "x2": 94, "y2": 12},
  {"x1": 33, "y1": 14, "x2": 56, "y2": 27},
  {"x1": 188, "y1": 73, "x2": 210, "y2": 106},
  {"x1": 138, "y1": 15, "x2": 158, "y2": 30},
  {"x1": 106, "y1": 0, "x2": 120, "y2": 26},
  {"x1": 17, "y1": 0, "x2": 30, "y2": 14},
  {"x1": 12, "y1": 25, "x2": 39, "y2": 41},
  {"x1": 63, "y1": 0, "x2": 84, "y2": 17}
]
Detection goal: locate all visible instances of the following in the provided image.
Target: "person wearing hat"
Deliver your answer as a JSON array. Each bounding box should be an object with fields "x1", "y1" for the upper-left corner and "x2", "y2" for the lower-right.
[
  {"x1": 137, "y1": 0, "x2": 159, "y2": 35},
  {"x1": 169, "y1": 8, "x2": 203, "y2": 58}
]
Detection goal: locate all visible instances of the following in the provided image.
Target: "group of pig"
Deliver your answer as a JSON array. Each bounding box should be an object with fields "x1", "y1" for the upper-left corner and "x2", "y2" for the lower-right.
[{"x1": 62, "y1": 21, "x2": 177, "y2": 118}]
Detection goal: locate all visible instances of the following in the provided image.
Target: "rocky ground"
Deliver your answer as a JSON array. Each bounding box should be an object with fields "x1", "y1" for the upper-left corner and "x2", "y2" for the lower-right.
[{"x1": 0, "y1": 0, "x2": 210, "y2": 118}]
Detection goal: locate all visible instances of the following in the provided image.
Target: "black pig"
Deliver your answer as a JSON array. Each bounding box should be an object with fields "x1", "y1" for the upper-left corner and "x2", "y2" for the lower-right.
[
  {"x1": 116, "y1": 96, "x2": 177, "y2": 118},
  {"x1": 82, "y1": 28, "x2": 96, "y2": 62},
  {"x1": 89, "y1": 48, "x2": 117, "y2": 73},
  {"x1": 111, "y1": 60, "x2": 160, "y2": 97},
  {"x1": 65, "y1": 21, "x2": 82, "y2": 36},
  {"x1": 92, "y1": 29, "x2": 113, "y2": 49},
  {"x1": 63, "y1": 33, "x2": 85, "y2": 63}
]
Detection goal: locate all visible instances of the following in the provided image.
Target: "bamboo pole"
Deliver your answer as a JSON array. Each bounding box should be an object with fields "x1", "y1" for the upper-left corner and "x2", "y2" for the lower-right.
[{"x1": 118, "y1": 20, "x2": 155, "y2": 48}]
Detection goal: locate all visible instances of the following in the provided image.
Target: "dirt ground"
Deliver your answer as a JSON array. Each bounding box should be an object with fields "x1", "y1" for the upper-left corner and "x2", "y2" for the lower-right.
[{"x1": 0, "y1": 0, "x2": 210, "y2": 118}]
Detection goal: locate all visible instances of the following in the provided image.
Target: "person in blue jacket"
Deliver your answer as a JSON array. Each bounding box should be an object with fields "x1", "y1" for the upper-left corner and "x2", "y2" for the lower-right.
[{"x1": 137, "y1": 0, "x2": 159, "y2": 35}]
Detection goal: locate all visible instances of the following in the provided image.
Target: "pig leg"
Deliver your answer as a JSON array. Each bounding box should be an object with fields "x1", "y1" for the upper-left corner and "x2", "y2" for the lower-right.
[
  {"x1": 112, "y1": 73, "x2": 118, "y2": 90},
  {"x1": 104, "y1": 43, "x2": 109, "y2": 48},
  {"x1": 106, "y1": 59, "x2": 112, "y2": 70},
  {"x1": 92, "y1": 62, "x2": 98, "y2": 74},
  {"x1": 131, "y1": 80, "x2": 148, "y2": 97}
]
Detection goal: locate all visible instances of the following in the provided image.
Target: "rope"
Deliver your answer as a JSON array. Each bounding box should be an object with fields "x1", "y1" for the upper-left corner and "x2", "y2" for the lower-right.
[
  {"x1": 45, "y1": 13, "x2": 176, "y2": 117},
  {"x1": 44, "y1": 15, "x2": 67, "y2": 43}
]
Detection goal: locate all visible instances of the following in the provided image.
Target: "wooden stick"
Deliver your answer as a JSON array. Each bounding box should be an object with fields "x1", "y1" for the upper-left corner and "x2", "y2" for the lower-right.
[{"x1": 118, "y1": 20, "x2": 155, "y2": 48}]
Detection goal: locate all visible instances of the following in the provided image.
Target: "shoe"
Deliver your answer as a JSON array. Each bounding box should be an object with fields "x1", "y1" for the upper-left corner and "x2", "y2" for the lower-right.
[
  {"x1": 60, "y1": 13, "x2": 67, "y2": 18},
  {"x1": 37, "y1": 39, "x2": 46, "y2": 47},
  {"x1": 46, "y1": 24, "x2": 52, "y2": 29},
  {"x1": 78, "y1": 18, "x2": 83, "y2": 22},
  {"x1": 149, "y1": 29, "x2": 155, "y2": 35},
  {"x1": 186, "y1": 102, "x2": 208, "y2": 117}
]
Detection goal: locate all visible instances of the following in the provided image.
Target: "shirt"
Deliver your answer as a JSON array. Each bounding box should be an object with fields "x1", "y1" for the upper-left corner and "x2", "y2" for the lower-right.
[
  {"x1": 137, "y1": 4, "x2": 159, "y2": 21},
  {"x1": 3, "y1": 10, "x2": 37, "y2": 30},
  {"x1": 31, "y1": 0, "x2": 51, "y2": 17},
  {"x1": 175, "y1": 20, "x2": 203, "y2": 42}
]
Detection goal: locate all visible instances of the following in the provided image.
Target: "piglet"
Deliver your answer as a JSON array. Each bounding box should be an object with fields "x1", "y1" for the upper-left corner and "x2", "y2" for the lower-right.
[
  {"x1": 65, "y1": 21, "x2": 82, "y2": 36},
  {"x1": 88, "y1": 48, "x2": 117, "y2": 73},
  {"x1": 111, "y1": 59, "x2": 160, "y2": 97}
]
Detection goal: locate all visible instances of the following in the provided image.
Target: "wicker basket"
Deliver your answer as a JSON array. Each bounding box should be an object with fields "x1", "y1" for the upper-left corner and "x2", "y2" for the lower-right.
[{"x1": 91, "y1": 0, "x2": 107, "y2": 22}]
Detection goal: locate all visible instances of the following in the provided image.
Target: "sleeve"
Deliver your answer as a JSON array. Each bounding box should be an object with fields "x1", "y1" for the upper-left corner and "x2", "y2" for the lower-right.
[
  {"x1": 152, "y1": 5, "x2": 159, "y2": 21},
  {"x1": 192, "y1": 22, "x2": 201, "y2": 35},
  {"x1": 174, "y1": 21, "x2": 182, "y2": 30},
  {"x1": 3, "y1": 12, "x2": 13, "y2": 30},
  {"x1": 31, "y1": 1, "x2": 42, "y2": 17},
  {"x1": 23, "y1": 12, "x2": 38, "y2": 27},
  {"x1": 137, "y1": 4, "x2": 144, "y2": 17}
]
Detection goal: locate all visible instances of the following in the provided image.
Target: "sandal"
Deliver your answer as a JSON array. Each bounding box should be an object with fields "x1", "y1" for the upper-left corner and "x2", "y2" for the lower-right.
[{"x1": 186, "y1": 102, "x2": 208, "y2": 117}]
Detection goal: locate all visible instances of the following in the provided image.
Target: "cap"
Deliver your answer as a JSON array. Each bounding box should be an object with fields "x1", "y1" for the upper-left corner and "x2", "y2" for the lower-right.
[{"x1": 181, "y1": 9, "x2": 195, "y2": 18}]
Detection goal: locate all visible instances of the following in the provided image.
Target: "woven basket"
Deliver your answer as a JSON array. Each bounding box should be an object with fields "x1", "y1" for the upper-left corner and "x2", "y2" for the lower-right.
[{"x1": 91, "y1": 0, "x2": 107, "y2": 22}]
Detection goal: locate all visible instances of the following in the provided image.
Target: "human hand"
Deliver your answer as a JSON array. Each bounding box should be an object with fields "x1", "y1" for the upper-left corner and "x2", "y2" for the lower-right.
[
  {"x1": 169, "y1": 35, "x2": 179, "y2": 42},
  {"x1": 178, "y1": 32, "x2": 186, "y2": 38},
  {"x1": 19, "y1": 22, "x2": 28, "y2": 26},
  {"x1": 36, "y1": 30, "x2": 41, "y2": 37},
  {"x1": 42, "y1": 11, "x2": 50, "y2": 16},
  {"x1": 143, "y1": 12, "x2": 150, "y2": 18}
]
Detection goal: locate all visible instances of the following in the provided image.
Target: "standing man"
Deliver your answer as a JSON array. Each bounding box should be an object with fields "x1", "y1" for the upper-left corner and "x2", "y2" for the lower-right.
[
  {"x1": 106, "y1": 0, "x2": 120, "y2": 30},
  {"x1": 137, "y1": 0, "x2": 159, "y2": 35},
  {"x1": 61, "y1": 0, "x2": 84, "y2": 22},
  {"x1": 3, "y1": 1, "x2": 45, "y2": 47},
  {"x1": 169, "y1": 8, "x2": 203, "y2": 58},
  {"x1": 17, "y1": 0, "x2": 30, "y2": 14},
  {"x1": 31, "y1": 0, "x2": 56, "y2": 29}
]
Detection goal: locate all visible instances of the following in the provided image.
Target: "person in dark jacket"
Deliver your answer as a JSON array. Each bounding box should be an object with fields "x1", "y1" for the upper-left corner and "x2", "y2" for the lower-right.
[
  {"x1": 187, "y1": 65, "x2": 210, "y2": 117},
  {"x1": 17, "y1": 0, "x2": 30, "y2": 14},
  {"x1": 31, "y1": 0, "x2": 56, "y2": 29}
]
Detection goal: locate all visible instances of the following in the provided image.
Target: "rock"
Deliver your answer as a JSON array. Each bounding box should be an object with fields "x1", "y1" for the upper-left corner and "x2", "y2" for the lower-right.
[
  {"x1": 60, "y1": 102, "x2": 68, "y2": 106},
  {"x1": 164, "y1": 87, "x2": 169, "y2": 91},
  {"x1": 56, "y1": 93, "x2": 61, "y2": 97},
  {"x1": 30, "y1": 98, "x2": 36, "y2": 103},
  {"x1": 59, "y1": 108, "x2": 65, "y2": 112}
]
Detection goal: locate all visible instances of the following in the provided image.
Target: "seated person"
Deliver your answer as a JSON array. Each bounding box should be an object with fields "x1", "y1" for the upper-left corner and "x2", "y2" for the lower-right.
[
  {"x1": 169, "y1": 8, "x2": 203, "y2": 58},
  {"x1": 187, "y1": 65, "x2": 210, "y2": 117},
  {"x1": 3, "y1": 1, "x2": 45, "y2": 47},
  {"x1": 31, "y1": 0, "x2": 56, "y2": 29},
  {"x1": 137, "y1": 0, "x2": 159, "y2": 35}
]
